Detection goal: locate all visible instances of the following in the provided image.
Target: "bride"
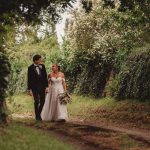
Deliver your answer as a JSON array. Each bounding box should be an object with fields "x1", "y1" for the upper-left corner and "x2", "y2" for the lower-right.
[{"x1": 41, "y1": 64, "x2": 68, "y2": 122}]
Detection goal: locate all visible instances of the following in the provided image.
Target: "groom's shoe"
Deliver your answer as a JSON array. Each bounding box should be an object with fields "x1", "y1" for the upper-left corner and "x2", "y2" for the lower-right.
[
  {"x1": 36, "y1": 116, "x2": 42, "y2": 121},
  {"x1": 36, "y1": 118, "x2": 42, "y2": 121}
]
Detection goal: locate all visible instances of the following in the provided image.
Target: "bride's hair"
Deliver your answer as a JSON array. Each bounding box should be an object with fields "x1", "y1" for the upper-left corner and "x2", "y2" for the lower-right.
[{"x1": 53, "y1": 64, "x2": 60, "y2": 72}]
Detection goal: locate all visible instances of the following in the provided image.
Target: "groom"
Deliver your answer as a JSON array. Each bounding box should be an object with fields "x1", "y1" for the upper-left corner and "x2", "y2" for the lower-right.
[{"x1": 27, "y1": 54, "x2": 48, "y2": 121}]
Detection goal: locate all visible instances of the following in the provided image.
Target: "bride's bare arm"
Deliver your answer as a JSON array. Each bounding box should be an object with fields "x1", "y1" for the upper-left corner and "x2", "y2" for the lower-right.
[
  {"x1": 62, "y1": 73, "x2": 67, "y2": 92},
  {"x1": 48, "y1": 73, "x2": 52, "y2": 88}
]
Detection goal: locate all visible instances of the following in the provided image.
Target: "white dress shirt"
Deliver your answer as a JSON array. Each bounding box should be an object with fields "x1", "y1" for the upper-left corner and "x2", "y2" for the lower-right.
[{"x1": 34, "y1": 64, "x2": 41, "y2": 75}]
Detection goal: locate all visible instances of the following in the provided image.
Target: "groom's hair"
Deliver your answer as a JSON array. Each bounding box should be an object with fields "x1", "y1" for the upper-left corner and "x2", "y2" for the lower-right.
[{"x1": 33, "y1": 54, "x2": 42, "y2": 62}]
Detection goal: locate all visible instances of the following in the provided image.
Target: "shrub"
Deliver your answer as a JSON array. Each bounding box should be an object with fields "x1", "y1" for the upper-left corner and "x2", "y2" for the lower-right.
[{"x1": 112, "y1": 45, "x2": 150, "y2": 101}]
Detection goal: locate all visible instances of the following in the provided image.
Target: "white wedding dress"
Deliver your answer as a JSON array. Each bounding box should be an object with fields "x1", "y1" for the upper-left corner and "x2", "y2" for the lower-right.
[{"x1": 41, "y1": 77, "x2": 68, "y2": 121}]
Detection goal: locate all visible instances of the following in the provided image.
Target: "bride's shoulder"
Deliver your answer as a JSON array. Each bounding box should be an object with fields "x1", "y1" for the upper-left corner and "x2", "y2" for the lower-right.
[
  {"x1": 48, "y1": 73, "x2": 52, "y2": 78},
  {"x1": 59, "y1": 72, "x2": 65, "y2": 78},
  {"x1": 58, "y1": 71, "x2": 64, "y2": 75}
]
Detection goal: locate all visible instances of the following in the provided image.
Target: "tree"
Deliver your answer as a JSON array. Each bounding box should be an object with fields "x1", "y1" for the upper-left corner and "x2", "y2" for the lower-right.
[
  {"x1": 61, "y1": 0, "x2": 149, "y2": 98},
  {"x1": 0, "y1": 0, "x2": 75, "y2": 23}
]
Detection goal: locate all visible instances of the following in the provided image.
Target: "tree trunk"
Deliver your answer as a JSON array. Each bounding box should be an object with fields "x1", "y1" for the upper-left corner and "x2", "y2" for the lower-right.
[
  {"x1": 0, "y1": 100, "x2": 7, "y2": 123},
  {"x1": 0, "y1": 51, "x2": 10, "y2": 124}
]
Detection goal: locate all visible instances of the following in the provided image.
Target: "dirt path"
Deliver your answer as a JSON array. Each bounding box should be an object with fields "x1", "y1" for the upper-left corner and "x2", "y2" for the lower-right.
[
  {"x1": 70, "y1": 119, "x2": 150, "y2": 144},
  {"x1": 25, "y1": 124, "x2": 97, "y2": 150},
  {"x1": 13, "y1": 113, "x2": 150, "y2": 150}
]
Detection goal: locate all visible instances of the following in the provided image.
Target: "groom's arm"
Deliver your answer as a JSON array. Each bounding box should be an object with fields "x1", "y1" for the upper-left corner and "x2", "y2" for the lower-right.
[
  {"x1": 27, "y1": 67, "x2": 31, "y2": 90},
  {"x1": 27, "y1": 67, "x2": 33, "y2": 96}
]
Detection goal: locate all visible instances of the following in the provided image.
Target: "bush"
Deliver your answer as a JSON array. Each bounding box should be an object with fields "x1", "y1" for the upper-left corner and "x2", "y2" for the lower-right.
[
  {"x1": 59, "y1": 47, "x2": 113, "y2": 97},
  {"x1": 61, "y1": 1, "x2": 149, "y2": 99},
  {"x1": 112, "y1": 45, "x2": 150, "y2": 101}
]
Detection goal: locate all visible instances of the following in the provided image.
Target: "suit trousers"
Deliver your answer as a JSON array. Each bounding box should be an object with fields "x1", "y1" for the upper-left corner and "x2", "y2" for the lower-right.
[{"x1": 32, "y1": 88, "x2": 45, "y2": 120}]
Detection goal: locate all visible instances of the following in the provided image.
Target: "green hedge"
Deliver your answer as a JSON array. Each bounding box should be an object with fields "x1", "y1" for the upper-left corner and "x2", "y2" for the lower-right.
[
  {"x1": 112, "y1": 46, "x2": 150, "y2": 101},
  {"x1": 61, "y1": 50, "x2": 113, "y2": 98}
]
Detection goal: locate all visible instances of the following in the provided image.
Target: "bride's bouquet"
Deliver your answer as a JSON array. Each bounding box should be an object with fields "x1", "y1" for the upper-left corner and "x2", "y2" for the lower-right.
[{"x1": 57, "y1": 92, "x2": 72, "y2": 105}]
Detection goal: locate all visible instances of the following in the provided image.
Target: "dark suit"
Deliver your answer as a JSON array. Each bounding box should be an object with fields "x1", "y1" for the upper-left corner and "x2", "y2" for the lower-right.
[{"x1": 27, "y1": 64, "x2": 48, "y2": 120}]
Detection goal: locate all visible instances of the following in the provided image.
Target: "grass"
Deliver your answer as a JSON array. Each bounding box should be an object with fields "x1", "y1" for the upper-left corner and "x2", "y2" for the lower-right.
[
  {"x1": 68, "y1": 95, "x2": 116, "y2": 117},
  {"x1": 8, "y1": 121, "x2": 144, "y2": 150},
  {"x1": 120, "y1": 134, "x2": 139, "y2": 150},
  {"x1": 7, "y1": 94, "x2": 150, "y2": 129},
  {"x1": 68, "y1": 95, "x2": 150, "y2": 129},
  {"x1": 0, "y1": 123, "x2": 75, "y2": 150},
  {"x1": 4, "y1": 94, "x2": 76, "y2": 150},
  {"x1": 7, "y1": 94, "x2": 33, "y2": 114},
  {"x1": 5, "y1": 94, "x2": 150, "y2": 150}
]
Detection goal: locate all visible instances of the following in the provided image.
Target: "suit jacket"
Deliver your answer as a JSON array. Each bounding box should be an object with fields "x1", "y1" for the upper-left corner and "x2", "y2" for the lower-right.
[{"x1": 27, "y1": 64, "x2": 48, "y2": 90}]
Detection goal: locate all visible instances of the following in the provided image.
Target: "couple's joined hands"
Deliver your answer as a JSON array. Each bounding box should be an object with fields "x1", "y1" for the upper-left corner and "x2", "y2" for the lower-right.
[{"x1": 45, "y1": 87, "x2": 49, "y2": 94}]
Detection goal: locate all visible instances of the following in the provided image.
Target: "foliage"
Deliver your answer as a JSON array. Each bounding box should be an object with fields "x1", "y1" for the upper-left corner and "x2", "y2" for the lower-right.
[
  {"x1": 112, "y1": 45, "x2": 150, "y2": 100},
  {"x1": 81, "y1": 0, "x2": 93, "y2": 13},
  {"x1": 1, "y1": 0, "x2": 150, "y2": 103},
  {"x1": 0, "y1": 0, "x2": 75, "y2": 23},
  {"x1": 70, "y1": 50, "x2": 113, "y2": 97},
  {"x1": 61, "y1": 0, "x2": 149, "y2": 98},
  {"x1": 6, "y1": 32, "x2": 60, "y2": 94}
]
